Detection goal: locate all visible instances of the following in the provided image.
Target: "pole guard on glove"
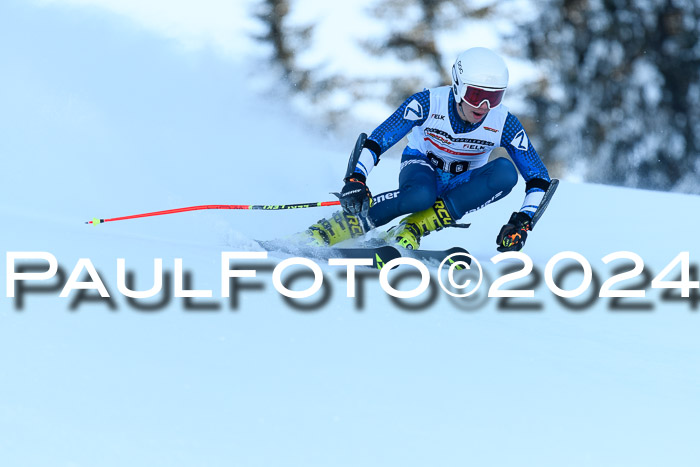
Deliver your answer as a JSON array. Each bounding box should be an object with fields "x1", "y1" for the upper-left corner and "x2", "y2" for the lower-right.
[
  {"x1": 336, "y1": 173, "x2": 372, "y2": 217},
  {"x1": 496, "y1": 211, "x2": 532, "y2": 252}
]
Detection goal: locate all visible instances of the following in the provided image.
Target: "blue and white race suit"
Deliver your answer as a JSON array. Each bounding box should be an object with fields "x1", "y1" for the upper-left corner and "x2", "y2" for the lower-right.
[{"x1": 354, "y1": 86, "x2": 551, "y2": 227}]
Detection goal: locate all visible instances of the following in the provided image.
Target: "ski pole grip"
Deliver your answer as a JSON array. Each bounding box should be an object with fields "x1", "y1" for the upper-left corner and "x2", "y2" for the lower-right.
[{"x1": 344, "y1": 132, "x2": 368, "y2": 180}]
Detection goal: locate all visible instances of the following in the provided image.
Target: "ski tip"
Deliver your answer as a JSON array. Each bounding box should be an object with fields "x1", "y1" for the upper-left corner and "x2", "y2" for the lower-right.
[
  {"x1": 373, "y1": 245, "x2": 402, "y2": 270},
  {"x1": 445, "y1": 247, "x2": 472, "y2": 268}
]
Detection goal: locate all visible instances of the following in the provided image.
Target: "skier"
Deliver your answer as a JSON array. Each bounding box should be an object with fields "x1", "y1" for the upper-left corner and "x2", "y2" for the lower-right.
[{"x1": 305, "y1": 47, "x2": 553, "y2": 252}]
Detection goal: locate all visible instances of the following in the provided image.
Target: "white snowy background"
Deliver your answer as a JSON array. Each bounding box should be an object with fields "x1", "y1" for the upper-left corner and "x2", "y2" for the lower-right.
[{"x1": 1, "y1": 1, "x2": 700, "y2": 466}]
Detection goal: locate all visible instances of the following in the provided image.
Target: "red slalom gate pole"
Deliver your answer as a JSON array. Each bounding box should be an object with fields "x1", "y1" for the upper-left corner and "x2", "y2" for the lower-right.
[{"x1": 86, "y1": 201, "x2": 341, "y2": 225}]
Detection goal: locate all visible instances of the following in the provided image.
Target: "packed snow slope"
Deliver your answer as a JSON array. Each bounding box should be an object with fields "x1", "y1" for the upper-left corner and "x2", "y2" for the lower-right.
[{"x1": 1, "y1": 2, "x2": 700, "y2": 467}]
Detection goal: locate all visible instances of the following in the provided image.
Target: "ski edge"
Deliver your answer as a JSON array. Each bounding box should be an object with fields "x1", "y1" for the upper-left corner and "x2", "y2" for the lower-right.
[
  {"x1": 256, "y1": 240, "x2": 472, "y2": 270},
  {"x1": 401, "y1": 246, "x2": 472, "y2": 270},
  {"x1": 255, "y1": 240, "x2": 401, "y2": 269}
]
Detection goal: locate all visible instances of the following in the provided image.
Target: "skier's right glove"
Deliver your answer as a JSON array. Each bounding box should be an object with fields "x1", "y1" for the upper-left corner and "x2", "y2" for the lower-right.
[{"x1": 337, "y1": 173, "x2": 372, "y2": 218}]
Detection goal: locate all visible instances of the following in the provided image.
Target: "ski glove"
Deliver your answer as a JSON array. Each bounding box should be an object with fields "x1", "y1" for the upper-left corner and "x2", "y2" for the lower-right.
[
  {"x1": 337, "y1": 173, "x2": 372, "y2": 218},
  {"x1": 496, "y1": 211, "x2": 533, "y2": 252}
]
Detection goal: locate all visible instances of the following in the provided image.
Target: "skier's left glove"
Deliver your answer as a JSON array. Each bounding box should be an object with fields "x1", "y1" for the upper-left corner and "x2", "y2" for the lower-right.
[
  {"x1": 337, "y1": 173, "x2": 372, "y2": 218},
  {"x1": 496, "y1": 211, "x2": 533, "y2": 252}
]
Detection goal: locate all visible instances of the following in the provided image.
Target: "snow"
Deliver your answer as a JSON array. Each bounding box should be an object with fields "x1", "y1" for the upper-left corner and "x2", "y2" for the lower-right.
[{"x1": 2, "y1": 2, "x2": 700, "y2": 467}]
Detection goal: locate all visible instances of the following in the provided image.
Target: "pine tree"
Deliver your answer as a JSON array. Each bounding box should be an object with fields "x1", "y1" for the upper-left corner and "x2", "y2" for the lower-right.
[
  {"x1": 252, "y1": 0, "x2": 502, "y2": 126},
  {"x1": 520, "y1": 0, "x2": 700, "y2": 193},
  {"x1": 365, "y1": 0, "x2": 497, "y2": 106},
  {"x1": 253, "y1": 0, "x2": 313, "y2": 92}
]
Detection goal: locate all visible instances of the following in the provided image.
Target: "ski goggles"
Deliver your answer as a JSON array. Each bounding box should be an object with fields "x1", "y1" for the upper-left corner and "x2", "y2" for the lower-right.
[{"x1": 456, "y1": 84, "x2": 506, "y2": 109}]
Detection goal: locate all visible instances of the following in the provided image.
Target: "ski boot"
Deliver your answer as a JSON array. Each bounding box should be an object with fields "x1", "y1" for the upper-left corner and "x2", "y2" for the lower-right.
[
  {"x1": 390, "y1": 200, "x2": 458, "y2": 249},
  {"x1": 305, "y1": 210, "x2": 371, "y2": 246}
]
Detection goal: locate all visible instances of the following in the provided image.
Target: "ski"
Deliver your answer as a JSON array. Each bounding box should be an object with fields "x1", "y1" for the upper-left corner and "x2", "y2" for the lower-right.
[
  {"x1": 352, "y1": 239, "x2": 472, "y2": 268},
  {"x1": 400, "y1": 246, "x2": 472, "y2": 270},
  {"x1": 256, "y1": 240, "x2": 401, "y2": 269},
  {"x1": 256, "y1": 240, "x2": 471, "y2": 271}
]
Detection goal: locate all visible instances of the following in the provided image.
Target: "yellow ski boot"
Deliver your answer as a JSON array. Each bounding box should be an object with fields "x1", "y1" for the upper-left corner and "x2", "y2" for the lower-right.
[
  {"x1": 305, "y1": 210, "x2": 368, "y2": 246},
  {"x1": 391, "y1": 200, "x2": 456, "y2": 249}
]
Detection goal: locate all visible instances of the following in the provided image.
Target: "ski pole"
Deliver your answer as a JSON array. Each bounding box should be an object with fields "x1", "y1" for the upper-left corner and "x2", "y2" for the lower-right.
[{"x1": 86, "y1": 201, "x2": 341, "y2": 225}]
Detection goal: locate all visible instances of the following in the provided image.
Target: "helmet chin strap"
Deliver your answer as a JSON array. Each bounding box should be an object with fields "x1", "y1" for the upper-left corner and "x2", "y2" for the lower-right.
[{"x1": 456, "y1": 101, "x2": 468, "y2": 121}]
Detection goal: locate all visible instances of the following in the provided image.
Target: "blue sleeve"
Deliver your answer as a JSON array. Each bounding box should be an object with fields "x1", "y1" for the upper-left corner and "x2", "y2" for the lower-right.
[
  {"x1": 501, "y1": 113, "x2": 550, "y2": 184},
  {"x1": 366, "y1": 90, "x2": 430, "y2": 160}
]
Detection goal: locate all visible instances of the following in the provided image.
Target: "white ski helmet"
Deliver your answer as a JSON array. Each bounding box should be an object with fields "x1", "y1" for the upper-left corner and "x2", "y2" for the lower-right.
[{"x1": 451, "y1": 47, "x2": 509, "y2": 108}]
